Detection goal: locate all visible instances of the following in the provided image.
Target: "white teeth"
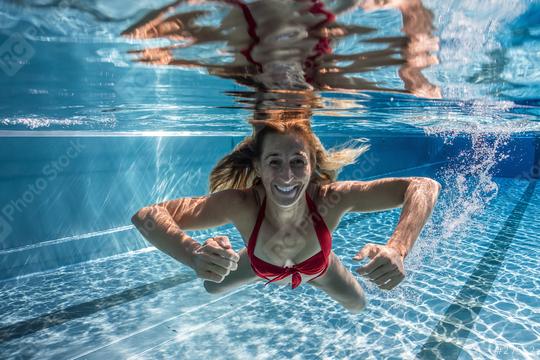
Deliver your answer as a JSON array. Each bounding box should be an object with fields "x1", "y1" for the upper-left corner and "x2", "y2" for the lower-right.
[{"x1": 276, "y1": 185, "x2": 297, "y2": 193}]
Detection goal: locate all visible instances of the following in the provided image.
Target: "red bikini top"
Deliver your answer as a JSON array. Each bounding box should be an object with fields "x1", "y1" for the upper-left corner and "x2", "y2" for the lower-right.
[{"x1": 247, "y1": 190, "x2": 332, "y2": 289}]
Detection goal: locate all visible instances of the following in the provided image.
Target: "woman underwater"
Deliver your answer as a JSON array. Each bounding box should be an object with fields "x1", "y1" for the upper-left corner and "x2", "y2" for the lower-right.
[
  {"x1": 131, "y1": 114, "x2": 440, "y2": 313},
  {"x1": 129, "y1": 0, "x2": 441, "y2": 313}
]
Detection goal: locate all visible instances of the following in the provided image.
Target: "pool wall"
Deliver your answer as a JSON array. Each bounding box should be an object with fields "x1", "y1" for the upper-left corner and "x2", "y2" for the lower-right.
[{"x1": 0, "y1": 134, "x2": 536, "y2": 280}]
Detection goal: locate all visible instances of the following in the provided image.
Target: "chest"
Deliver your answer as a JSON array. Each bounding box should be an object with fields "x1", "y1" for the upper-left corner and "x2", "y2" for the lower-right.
[
  {"x1": 234, "y1": 198, "x2": 341, "y2": 267},
  {"x1": 253, "y1": 219, "x2": 320, "y2": 265}
]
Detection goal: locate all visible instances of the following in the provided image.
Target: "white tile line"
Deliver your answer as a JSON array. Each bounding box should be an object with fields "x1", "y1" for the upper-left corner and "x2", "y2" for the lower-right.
[
  {"x1": 0, "y1": 246, "x2": 157, "y2": 284},
  {"x1": 0, "y1": 131, "x2": 246, "y2": 137},
  {"x1": 363, "y1": 160, "x2": 449, "y2": 180},
  {"x1": 0, "y1": 225, "x2": 135, "y2": 255}
]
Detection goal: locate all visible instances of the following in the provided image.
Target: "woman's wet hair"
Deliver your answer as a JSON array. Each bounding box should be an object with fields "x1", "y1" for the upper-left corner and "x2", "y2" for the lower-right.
[{"x1": 209, "y1": 116, "x2": 369, "y2": 193}]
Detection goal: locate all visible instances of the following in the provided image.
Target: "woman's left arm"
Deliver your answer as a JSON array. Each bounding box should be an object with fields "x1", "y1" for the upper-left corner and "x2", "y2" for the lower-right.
[{"x1": 329, "y1": 177, "x2": 441, "y2": 290}]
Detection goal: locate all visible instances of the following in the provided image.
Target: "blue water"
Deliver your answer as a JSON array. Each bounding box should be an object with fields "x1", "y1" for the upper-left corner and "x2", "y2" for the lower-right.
[{"x1": 1, "y1": 0, "x2": 540, "y2": 359}]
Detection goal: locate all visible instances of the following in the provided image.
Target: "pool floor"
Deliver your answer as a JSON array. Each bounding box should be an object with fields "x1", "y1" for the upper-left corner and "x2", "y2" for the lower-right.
[{"x1": 0, "y1": 177, "x2": 539, "y2": 359}]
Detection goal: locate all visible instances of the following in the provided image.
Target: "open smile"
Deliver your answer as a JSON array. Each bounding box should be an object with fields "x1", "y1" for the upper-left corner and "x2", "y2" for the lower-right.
[{"x1": 273, "y1": 184, "x2": 300, "y2": 198}]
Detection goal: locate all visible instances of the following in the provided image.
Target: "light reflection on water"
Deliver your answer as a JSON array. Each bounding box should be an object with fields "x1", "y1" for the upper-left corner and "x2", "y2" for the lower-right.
[{"x1": 1, "y1": 0, "x2": 538, "y2": 133}]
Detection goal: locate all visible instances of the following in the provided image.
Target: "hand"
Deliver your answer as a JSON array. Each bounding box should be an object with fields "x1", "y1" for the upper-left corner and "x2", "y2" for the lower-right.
[
  {"x1": 191, "y1": 236, "x2": 240, "y2": 283},
  {"x1": 352, "y1": 243, "x2": 405, "y2": 290}
]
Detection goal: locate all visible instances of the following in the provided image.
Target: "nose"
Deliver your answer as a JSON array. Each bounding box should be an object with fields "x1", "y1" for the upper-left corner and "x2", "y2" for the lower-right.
[{"x1": 278, "y1": 164, "x2": 294, "y2": 183}]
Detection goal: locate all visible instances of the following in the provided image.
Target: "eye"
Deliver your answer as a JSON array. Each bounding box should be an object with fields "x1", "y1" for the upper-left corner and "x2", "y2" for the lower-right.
[
  {"x1": 269, "y1": 159, "x2": 281, "y2": 166},
  {"x1": 292, "y1": 158, "x2": 306, "y2": 166}
]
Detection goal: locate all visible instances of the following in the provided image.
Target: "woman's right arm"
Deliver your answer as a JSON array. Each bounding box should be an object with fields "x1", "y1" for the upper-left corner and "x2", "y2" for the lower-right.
[{"x1": 130, "y1": 189, "x2": 245, "y2": 273}]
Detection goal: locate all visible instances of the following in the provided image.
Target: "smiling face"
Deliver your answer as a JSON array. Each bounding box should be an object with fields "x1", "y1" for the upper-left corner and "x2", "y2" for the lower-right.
[{"x1": 254, "y1": 131, "x2": 314, "y2": 207}]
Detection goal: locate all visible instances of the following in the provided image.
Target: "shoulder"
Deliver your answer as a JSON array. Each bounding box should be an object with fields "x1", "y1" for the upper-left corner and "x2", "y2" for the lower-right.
[
  {"x1": 224, "y1": 186, "x2": 261, "y2": 221},
  {"x1": 202, "y1": 188, "x2": 254, "y2": 221},
  {"x1": 219, "y1": 187, "x2": 254, "y2": 209},
  {"x1": 312, "y1": 181, "x2": 347, "y2": 211},
  {"x1": 303, "y1": 182, "x2": 349, "y2": 231},
  {"x1": 223, "y1": 185, "x2": 265, "y2": 238}
]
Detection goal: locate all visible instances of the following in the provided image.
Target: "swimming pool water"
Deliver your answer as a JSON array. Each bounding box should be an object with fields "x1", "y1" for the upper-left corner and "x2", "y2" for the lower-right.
[{"x1": 1, "y1": 0, "x2": 540, "y2": 359}]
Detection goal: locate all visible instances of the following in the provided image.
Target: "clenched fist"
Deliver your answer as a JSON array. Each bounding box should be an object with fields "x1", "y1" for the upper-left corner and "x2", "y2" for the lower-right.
[{"x1": 191, "y1": 236, "x2": 240, "y2": 283}]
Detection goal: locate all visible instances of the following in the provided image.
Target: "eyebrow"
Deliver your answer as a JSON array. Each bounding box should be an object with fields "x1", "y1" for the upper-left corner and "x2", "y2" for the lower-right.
[{"x1": 264, "y1": 152, "x2": 306, "y2": 160}]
